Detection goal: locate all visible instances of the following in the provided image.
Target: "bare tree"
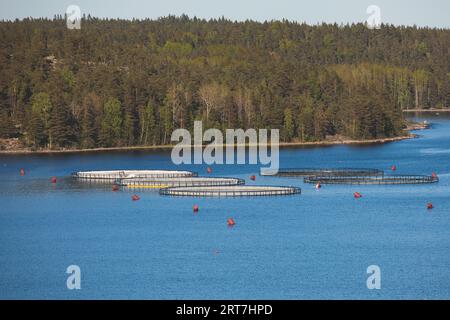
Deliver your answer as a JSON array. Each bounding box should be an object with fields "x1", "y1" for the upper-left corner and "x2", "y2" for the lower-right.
[{"x1": 199, "y1": 82, "x2": 227, "y2": 124}]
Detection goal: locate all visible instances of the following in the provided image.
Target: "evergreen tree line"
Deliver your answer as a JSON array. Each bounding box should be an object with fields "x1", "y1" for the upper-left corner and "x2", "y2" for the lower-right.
[{"x1": 0, "y1": 16, "x2": 449, "y2": 149}]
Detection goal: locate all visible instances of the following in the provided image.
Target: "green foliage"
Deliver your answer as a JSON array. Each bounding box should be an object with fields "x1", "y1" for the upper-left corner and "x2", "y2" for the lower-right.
[
  {"x1": 28, "y1": 92, "x2": 52, "y2": 146},
  {"x1": 122, "y1": 111, "x2": 135, "y2": 146},
  {"x1": 138, "y1": 100, "x2": 156, "y2": 145},
  {"x1": 31, "y1": 92, "x2": 52, "y2": 124},
  {"x1": 0, "y1": 16, "x2": 448, "y2": 149},
  {"x1": 99, "y1": 98, "x2": 122, "y2": 147},
  {"x1": 61, "y1": 67, "x2": 76, "y2": 89},
  {"x1": 48, "y1": 103, "x2": 73, "y2": 148},
  {"x1": 161, "y1": 41, "x2": 193, "y2": 58},
  {"x1": 0, "y1": 108, "x2": 16, "y2": 138},
  {"x1": 80, "y1": 94, "x2": 98, "y2": 148},
  {"x1": 283, "y1": 108, "x2": 294, "y2": 141}
]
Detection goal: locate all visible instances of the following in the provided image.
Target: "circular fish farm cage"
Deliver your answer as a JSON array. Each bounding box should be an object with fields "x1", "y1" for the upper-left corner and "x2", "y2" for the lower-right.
[
  {"x1": 72, "y1": 170, "x2": 197, "y2": 181},
  {"x1": 304, "y1": 175, "x2": 439, "y2": 185},
  {"x1": 118, "y1": 177, "x2": 245, "y2": 189},
  {"x1": 261, "y1": 168, "x2": 384, "y2": 177},
  {"x1": 160, "y1": 185, "x2": 301, "y2": 197}
]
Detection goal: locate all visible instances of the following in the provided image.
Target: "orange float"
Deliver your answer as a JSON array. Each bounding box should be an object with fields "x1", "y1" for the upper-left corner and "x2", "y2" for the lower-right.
[
  {"x1": 354, "y1": 192, "x2": 362, "y2": 199},
  {"x1": 132, "y1": 194, "x2": 140, "y2": 201},
  {"x1": 227, "y1": 218, "x2": 236, "y2": 226}
]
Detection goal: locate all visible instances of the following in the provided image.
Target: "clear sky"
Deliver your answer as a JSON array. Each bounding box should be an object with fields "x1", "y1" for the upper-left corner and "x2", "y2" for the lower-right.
[{"x1": 0, "y1": 0, "x2": 448, "y2": 28}]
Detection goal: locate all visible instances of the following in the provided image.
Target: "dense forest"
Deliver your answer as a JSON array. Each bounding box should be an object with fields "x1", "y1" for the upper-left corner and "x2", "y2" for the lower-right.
[{"x1": 0, "y1": 15, "x2": 449, "y2": 150}]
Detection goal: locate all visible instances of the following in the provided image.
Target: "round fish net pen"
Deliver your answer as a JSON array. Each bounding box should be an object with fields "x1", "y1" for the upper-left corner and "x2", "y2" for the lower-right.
[
  {"x1": 118, "y1": 177, "x2": 245, "y2": 189},
  {"x1": 160, "y1": 185, "x2": 301, "y2": 197},
  {"x1": 72, "y1": 170, "x2": 197, "y2": 181},
  {"x1": 304, "y1": 175, "x2": 439, "y2": 185},
  {"x1": 261, "y1": 168, "x2": 384, "y2": 177}
]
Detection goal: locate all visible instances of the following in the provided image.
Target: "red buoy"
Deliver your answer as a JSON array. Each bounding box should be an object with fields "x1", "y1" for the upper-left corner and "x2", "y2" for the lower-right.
[
  {"x1": 427, "y1": 203, "x2": 434, "y2": 210},
  {"x1": 132, "y1": 194, "x2": 140, "y2": 201},
  {"x1": 51, "y1": 176, "x2": 57, "y2": 183},
  {"x1": 20, "y1": 168, "x2": 25, "y2": 176},
  {"x1": 250, "y1": 175, "x2": 256, "y2": 181},
  {"x1": 354, "y1": 192, "x2": 362, "y2": 199},
  {"x1": 227, "y1": 218, "x2": 236, "y2": 227},
  {"x1": 391, "y1": 165, "x2": 397, "y2": 171},
  {"x1": 193, "y1": 204, "x2": 199, "y2": 213},
  {"x1": 207, "y1": 167, "x2": 212, "y2": 174},
  {"x1": 112, "y1": 184, "x2": 119, "y2": 192},
  {"x1": 431, "y1": 172, "x2": 438, "y2": 179},
  {"x1": 315, "y1": 183, "x2": 321, "y2": 189}
]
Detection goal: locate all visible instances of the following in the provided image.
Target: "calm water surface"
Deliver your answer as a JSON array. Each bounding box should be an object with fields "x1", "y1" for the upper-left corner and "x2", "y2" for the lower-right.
[{"x1": 0, "y1": 113, "x2": 449, "y2": 299}]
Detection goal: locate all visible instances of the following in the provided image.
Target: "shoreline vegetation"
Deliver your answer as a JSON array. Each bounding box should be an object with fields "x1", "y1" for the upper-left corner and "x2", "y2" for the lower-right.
[
  {"x1": 403, "y1": 108, "x2": 450, "y2": 112},
  {"x1": 0, "y1": 119, "x2": 430, "y2": 154},
  {"x1": 0, "y1": 122, "x2": 427, "y2": 154},
  {"x1": 0, "y1": 135, "x2": 415, "y2": 154}
]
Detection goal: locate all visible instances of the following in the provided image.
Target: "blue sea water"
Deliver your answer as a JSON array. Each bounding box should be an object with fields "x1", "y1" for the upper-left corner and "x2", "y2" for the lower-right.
[{"x1": 0, "y1": 113, "x2": 449, "y2": 299}]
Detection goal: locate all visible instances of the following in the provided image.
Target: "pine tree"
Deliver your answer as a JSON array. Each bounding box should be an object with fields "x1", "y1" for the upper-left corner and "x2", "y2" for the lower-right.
[
  {"x1": 0, "y1": 109, "x2": 16, "y2": 138},
  {"x1": 80, "y1": 96, "x2": 97, "y2": 149},
  {"x1": 48, "y1": 103, "x2": 73, "y2": 148},
  {"x1": 159, "y1": 104, "x2": 173, "y2": 145},
  {"x1": 283, "y1": 108, "x2": 294, "y2": 142},
  {"x1": 30, "y1": 92, "x2": 52, "y2": 147},
  {"x1": 28, "y1": 111, "x2": 46, "y2": 147},
  {"x1": 99, "y1": 98, "x2": 122, "y2": 147},
  {"x1": 122, "y1": 111, "x2": 135, "y2": 146}
]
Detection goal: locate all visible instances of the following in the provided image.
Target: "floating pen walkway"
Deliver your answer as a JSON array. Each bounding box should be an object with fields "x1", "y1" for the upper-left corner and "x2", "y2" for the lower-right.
[
  {"x1": 118, "y1": 177, "x2": 245, "y2": 189},
  {"x1": 72, "y1": 170, "x2": 197, "y2": 181},
  {"x1": 261, "y1": 168, "x2": 384, "y2": 177},
  {"x1": 304, "y1": 175, "x2": 439, "y2": 185},
  {"x1": 160, "y1": 185, "x2": 301, "y2": 197}
]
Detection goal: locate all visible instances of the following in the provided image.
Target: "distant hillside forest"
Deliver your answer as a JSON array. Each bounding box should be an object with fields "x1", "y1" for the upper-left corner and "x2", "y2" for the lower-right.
[{"x1": 0, "y1": 16, "x2": 449, "y2": 149}]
